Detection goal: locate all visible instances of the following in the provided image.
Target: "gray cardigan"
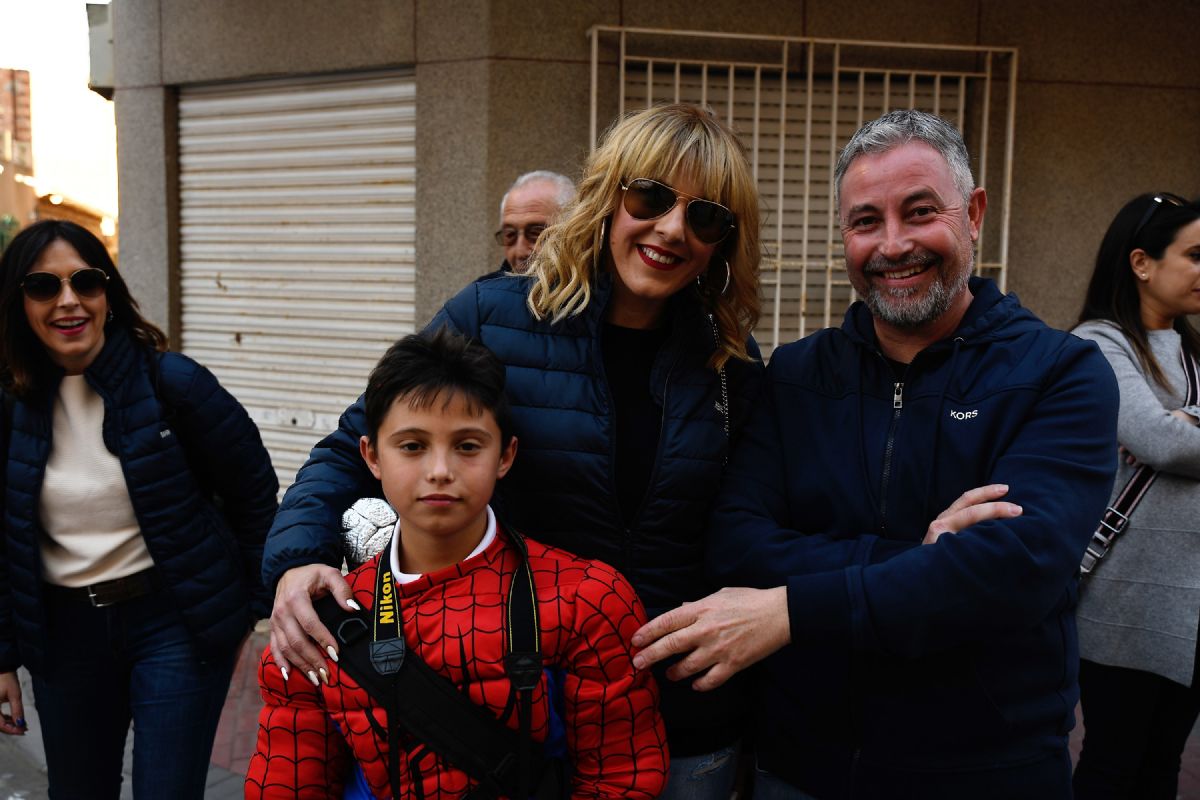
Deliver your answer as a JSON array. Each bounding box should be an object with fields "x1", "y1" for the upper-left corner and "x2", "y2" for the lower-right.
[{"x1": 1072, "y1": 320, "x2": 1200, "y2": 687}]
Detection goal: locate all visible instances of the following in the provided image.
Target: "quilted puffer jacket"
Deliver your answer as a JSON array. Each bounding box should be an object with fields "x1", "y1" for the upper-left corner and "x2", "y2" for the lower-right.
[
  {"x1": 0, "y1": 328, "x2": 278, "y2": 672},
  {"x1": 264, "y1": 273, "x2": 764, "y2": 754}
]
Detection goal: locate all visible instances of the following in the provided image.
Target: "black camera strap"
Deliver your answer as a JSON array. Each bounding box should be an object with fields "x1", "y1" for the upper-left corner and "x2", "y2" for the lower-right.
[{"x1": 316, "y1": 526, "x2": 548, "y2": 799}]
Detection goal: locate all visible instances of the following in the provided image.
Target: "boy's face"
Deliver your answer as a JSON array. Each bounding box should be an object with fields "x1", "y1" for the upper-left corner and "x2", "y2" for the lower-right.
[{"x1": 360, "y1": 391, "x2": 516, "y2": 571}]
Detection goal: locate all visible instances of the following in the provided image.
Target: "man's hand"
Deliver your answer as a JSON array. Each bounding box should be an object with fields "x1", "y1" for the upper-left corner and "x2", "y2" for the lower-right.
[
  {"x1": 630, "y1": 586, "x2": 790, "y2": 692},
  {"x1": 0, "y1": 671, "x2": 26, "y2": 736},
  {"x1": 269, "y1": 564, "x2": 359, "y2": 687},
  {"x1": 924, "y1": 484, "x2": 1023, "y2": 545}
]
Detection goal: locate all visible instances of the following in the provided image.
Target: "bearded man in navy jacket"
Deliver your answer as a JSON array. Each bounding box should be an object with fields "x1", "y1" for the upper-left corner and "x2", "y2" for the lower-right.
[{"x1": 633, "y1": 110, "x2": 1119, "y2": 799}]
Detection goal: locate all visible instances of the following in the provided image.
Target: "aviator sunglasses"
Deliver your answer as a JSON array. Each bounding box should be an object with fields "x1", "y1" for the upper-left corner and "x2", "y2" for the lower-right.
[
  {"x1": 494, "y1": 224, "x2": 546, "y2": 247},
  {"x1": 20, "y1": 268, "x2": 110, "y2": 303},
  {"x1": 620, "y1": 178, "x2": 736, "y2": 244}
]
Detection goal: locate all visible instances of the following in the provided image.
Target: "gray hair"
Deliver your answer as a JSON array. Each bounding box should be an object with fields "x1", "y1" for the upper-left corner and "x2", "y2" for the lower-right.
[
  {"x1": 499, "y1": 170, "x2": 576, "y2": 224},
  {"x1": 834, "y1": 110, "x2": 975, "y2": 215}
]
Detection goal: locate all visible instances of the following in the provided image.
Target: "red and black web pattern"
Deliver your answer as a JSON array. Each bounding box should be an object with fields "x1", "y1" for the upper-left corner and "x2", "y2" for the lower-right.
[{"x1": 246, "y1": 528, "x2": 667, "y2": 799}]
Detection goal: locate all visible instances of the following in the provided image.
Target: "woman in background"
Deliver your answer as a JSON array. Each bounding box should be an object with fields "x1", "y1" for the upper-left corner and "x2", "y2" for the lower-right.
[
  {"x1": 0, "y1": 220, "x2": 277, "y2": 799},
  {"x1": 1072, "y1": 193, "x2": 1200, "y2": 799}
]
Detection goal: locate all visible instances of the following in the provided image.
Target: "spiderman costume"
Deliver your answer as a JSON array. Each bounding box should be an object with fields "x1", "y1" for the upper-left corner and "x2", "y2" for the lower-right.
[{"x1": 246, "y1": 514, "x2": 668, "y2": 799}]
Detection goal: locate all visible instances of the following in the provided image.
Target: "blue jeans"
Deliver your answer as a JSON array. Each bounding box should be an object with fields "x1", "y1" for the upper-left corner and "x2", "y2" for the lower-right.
[
  {"x1": 30, "y1": 583, "x2": 240, "y2": 800},
  {"x1": 660, "y1": 744, "x2": 740, "y2": 800},
  {"x1": 752, "y1": 764, "x2": 822, "y2": 799}
]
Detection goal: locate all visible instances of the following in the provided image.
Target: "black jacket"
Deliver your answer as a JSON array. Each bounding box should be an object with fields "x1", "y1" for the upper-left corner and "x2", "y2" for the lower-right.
[{"x1": 1, "y1": 329, "x2": 277, "y2": 672}]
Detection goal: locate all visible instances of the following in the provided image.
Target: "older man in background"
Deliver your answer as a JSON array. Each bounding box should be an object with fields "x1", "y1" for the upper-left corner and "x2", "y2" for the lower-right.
[{"x1": 492, "y1": 170, "x2": 574, "y2": 274}]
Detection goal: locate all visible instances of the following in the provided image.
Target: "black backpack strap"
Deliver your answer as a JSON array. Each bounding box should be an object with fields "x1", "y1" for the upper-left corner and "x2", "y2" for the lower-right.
[
  {"x1": 315, "y1": 538, "x2": 549, "y2": 798},
  {"x1": 502, "y1": 527, "x2": 543, "y2": 800}
]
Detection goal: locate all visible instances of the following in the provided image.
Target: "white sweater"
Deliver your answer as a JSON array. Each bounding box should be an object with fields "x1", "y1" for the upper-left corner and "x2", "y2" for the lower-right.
[{"x1": 38, "y1": 375, "x2": 154, "y2": 587}]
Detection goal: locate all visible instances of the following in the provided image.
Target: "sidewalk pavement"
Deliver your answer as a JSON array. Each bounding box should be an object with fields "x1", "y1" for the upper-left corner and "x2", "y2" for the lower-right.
[
  {"x1": 0, "y1": 623, "x2": 268, "y2": 800},
  {"x1": 4, "y1": 625, "x2": 1200, "y2": 798}
]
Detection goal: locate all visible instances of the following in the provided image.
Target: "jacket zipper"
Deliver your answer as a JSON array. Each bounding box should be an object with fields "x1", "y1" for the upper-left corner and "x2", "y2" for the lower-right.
[{"x1": 877, "y1": 379, "x2": 904, "y2": 532}]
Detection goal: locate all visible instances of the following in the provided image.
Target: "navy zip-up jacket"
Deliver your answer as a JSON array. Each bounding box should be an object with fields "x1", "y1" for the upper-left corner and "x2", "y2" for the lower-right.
[
  {"x1": 264, "y1": 273, "x2": 764, "y2": 754},
  {"x1": 708, "y1": 278, "x2": 1118, "y2": 798},
  {"x1": 0, "y1": 329, "x2": 277, "y2": 673}
]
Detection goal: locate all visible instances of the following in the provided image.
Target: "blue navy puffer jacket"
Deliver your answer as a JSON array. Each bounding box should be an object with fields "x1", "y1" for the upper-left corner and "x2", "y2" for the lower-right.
[
  {"x1": 708, "y1": 277, "x2": 1119, "y2": 797},
  {"x1": 264, "y1": 273, "x2": 764, "y2": 753},
  {"x1": 0, "y1": 328, "x2": 277, "y2": 673}
]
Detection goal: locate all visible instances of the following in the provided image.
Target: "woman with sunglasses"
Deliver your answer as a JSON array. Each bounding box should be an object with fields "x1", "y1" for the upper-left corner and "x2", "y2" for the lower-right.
[
  {"x1": 265, "y1": 103, "x2": 764, "y2": 798},
  {"x1": 0, "y1": 220, "x2": 278, "y2": 798},
  {"x1": 1071, "y1": 193, "x2": 1200, "y2": 800}
]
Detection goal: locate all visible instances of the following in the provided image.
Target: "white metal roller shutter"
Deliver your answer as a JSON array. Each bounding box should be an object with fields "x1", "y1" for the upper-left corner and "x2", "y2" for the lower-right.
[{"x1": 178, "y1": 70, "x2": 416, "y2": 490}]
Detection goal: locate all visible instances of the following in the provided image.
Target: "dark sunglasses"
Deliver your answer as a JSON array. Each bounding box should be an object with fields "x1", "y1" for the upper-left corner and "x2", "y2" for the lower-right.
[
  {"x1": 1130, "y1": 193, "x2": 1189, "y2": 245},
  {"x1": 494, "y1": 224, "x2": 547, "y2": 247},
  {"x1": 620, "y1": 178, "x2": 735, "y2": 245},
  {"x1": 20, "y1": 268, "x2": 110, "y2": 303}
]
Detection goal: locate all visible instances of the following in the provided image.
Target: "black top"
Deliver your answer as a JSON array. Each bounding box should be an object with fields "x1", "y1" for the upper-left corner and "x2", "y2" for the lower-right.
[{"x1": 602, "y1": 322, "x2": 669, "y2": 526}]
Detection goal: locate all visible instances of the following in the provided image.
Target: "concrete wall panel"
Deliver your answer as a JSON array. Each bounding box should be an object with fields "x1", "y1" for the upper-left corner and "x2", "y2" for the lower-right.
[
  {"x1": 806, "y1": 0, "x2": 979, "y2": 44},
  {"x1": 113, "y1": 86, "x2": 177, "y2": 337},
  {"x1": 416, "y1": 0, "x2": 490, "y2": 62},
  {"x1": 158, "y1": 0, "x2": 415, "y2": 85},
  {"x1": 414, "y1": 60, "x2": 492, "y2": 326},
  {"x1": 112, "y1": 0, "x2": 162, "y2": 88},
  {"x1": 1006, "y1": 82, "x2": 1200, "y2": 329},
  {"x1": 487, "y1": 0, "x2": 614, "y2": 60},
  {"x1": 981, "y1": 0, "x2": 1200, "y2": 87},
  {"x1": 620, "y1": 0, "x2": 806, "y2": 38}
]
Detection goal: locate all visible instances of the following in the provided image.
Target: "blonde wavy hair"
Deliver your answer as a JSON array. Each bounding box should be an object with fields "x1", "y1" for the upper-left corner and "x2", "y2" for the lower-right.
[{"x1": 526, "y1": 104, "x2": 760, "y2": 369}]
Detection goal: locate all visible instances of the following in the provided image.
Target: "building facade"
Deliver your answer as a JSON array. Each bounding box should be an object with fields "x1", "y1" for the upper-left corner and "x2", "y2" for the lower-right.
[
  {"x1": 0, "y1": 67, "x2": 35, "y2": 247},
  {"x1": 104, "y1": 0, "x2": 1200, "y2": 485}
]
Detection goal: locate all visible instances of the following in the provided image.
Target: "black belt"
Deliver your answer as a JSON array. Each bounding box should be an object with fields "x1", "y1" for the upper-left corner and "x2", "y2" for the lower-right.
[{"x1": 52, "y1": 568, "x2": 157, "y2": 607}]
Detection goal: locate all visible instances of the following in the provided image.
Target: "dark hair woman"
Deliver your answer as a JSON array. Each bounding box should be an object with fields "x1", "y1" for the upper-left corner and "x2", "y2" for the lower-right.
[
  {"x1": 262, "y1": 103, "x2": 766, "y2": 799},
  {"x1": 1072, "y1": 193, "x2": 1200, "y2": 799},
  {"x1": 0, "y1": 220, "x2": 278, "y2": 799}
]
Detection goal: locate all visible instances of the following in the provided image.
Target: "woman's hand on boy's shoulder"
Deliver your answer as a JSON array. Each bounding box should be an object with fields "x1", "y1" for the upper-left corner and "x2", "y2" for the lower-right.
[{"x1": 269, "y1": 564, "x2": 358, "y2": 687}]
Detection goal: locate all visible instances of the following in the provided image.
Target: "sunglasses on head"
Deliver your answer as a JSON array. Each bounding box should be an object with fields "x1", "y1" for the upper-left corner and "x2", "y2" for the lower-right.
[
  {"x1": 620, "y1": 178, "x2": 736, "y2": 245},
  {"x1": 494, "y1": 224, "x2": 547, "y2": 247},
  {"x1": 20, "y1": 268, "x2": 110, "y2": 303},
  {"x1": 1130, "y1": 193, "x2": 1189, "y2": 245}
]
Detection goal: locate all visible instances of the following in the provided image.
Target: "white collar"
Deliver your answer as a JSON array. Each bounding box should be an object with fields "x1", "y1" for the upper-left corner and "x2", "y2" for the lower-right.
[{"x1": 389, "y1": 505, "x2": 497, "y2": 585}]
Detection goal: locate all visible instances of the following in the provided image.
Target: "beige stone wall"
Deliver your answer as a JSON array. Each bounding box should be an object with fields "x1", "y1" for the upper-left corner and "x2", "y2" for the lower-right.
[{"x1": 110, "y1": 0, "x2": 1200, "y2": 332}]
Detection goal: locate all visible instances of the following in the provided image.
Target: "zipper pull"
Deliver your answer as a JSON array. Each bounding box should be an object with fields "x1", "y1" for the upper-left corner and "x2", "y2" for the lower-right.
[{"x1": 893, "y1": 382, "x2": 904, "y2": 410}]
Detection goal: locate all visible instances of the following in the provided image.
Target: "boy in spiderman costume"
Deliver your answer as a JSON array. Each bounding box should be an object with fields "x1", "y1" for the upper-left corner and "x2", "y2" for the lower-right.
[{"x1": 246, "y1": 329, "x2": 667, "y2": 799}]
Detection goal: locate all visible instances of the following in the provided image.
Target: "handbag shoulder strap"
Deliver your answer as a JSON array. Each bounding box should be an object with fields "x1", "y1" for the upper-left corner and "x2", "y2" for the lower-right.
[{"x1": 1082, "y1": 342, "x2": 1198, "y2": 575}]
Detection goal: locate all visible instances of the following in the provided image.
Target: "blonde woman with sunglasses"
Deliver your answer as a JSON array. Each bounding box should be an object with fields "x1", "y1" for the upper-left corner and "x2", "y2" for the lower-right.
[
  {"x1": 265, "y1": 104, "x2": 765, "y2": 799},
  {"x1": 1072, "y1": 194, "x2": 1200, "y2": 799},
  {"x1": 0, "y1": 220, "x2": 277, "y2": 799}
]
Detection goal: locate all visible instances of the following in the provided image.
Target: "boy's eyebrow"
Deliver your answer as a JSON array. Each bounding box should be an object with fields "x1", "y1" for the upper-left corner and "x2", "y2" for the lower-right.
[{"x1": 386, "y1": 426, "x2": 495, "y2": 439}]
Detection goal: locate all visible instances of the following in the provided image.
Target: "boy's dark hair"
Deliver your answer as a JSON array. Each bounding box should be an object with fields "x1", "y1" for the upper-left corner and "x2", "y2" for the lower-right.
[{"x1": 364, "y1": 328, "x2": 513, "y2": 447}]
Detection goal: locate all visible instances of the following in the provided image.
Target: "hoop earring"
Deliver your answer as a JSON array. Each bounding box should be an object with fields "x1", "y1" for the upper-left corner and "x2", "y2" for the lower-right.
[{"x1": 697, "y1": 257, "x2": 731, "y2": 296}]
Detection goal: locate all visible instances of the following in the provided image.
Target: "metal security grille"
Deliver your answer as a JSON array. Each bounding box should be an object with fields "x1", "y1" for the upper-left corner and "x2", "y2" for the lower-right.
[
  {"x1": 178, "y1": 70, "x2": 416, "y2": 489},
  {"x1": 589, "y1": 27, "x2": 1018, "y2": 357}
]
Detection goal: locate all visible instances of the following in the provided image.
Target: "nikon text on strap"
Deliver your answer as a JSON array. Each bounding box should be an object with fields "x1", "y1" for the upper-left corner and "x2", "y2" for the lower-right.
[
  {"x1": 315, "y1": 526, "x2": 550, "y2": 799},
  {"x1": 1081, "y1": 347, "x2": 1199, "y2": 575}
]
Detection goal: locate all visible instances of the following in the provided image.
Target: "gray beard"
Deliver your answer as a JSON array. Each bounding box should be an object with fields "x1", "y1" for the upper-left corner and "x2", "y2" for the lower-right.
[{"x1": 861, "y1": 258, "x2": 971, "y2": 329}]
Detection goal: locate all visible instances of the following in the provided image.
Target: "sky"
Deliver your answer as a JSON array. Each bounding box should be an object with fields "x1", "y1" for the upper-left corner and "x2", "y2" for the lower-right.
[{"x1": 0, "y1": 0, "x2": 117, "y2": 217}]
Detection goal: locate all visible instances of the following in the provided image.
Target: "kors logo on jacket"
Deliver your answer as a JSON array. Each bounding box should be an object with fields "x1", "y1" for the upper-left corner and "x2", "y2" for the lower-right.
[{"x1": 949, "y1": 409, "x2": 979, "y2": 421}]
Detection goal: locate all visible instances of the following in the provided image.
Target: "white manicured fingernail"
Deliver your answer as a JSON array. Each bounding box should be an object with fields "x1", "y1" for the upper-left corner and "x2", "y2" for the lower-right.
[
  {"x1": 318, "y1": 667, "x2": 330, "y2": 686},
  {"x1": 326, "y1": 645, "x2": 339, "y2": 663},
  {"x1": 346, "y1": 599, "x2": 362, "y2": 611},
  {"x1": 307, "y1": 670, "x2": 320, "y2": 687},
  {"x1": 279, "y1": 665, "x2": 290, "y2": 682}
]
